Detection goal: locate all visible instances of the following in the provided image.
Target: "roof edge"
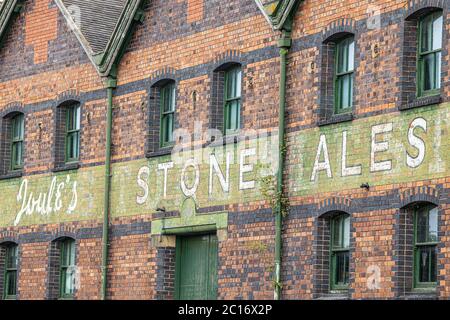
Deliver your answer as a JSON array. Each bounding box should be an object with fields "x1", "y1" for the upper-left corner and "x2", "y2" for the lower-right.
[{"x1": 0, "y1": 0, "x2": 21, "y2": 44}]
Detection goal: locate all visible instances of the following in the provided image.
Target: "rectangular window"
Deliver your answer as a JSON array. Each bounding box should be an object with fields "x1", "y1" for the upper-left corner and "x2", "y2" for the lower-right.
[
  {"x1": 330, "y1": 214, "x2": 350, "y2": 290},
  {"x1": 10, "y1": 114, "x2": 24, "y2": 171},
  {"x1": 335, "y1": 37, "x2": 355, "y2": 114},
  {"x1": 414, "y1": 205, "x2": 438, "y2": 289},
  {"x1": 65, "y1": 105, "x2": 81, "y2": 163},
  {"x1": 160, "y1": 83, "x2": 176, "y2": 147},
  {"x1": 59, "y1": 239, "x2": 76, "y2": 299},
  {"x1": 3, "y1": 244, "x2": 18, "y2": 300},
  {"x1": 224, "y1": 66, "x2": 242, "y2": 134},
  {"x1": 418, "y1": 11, "x2": 443, "y2": 97}
]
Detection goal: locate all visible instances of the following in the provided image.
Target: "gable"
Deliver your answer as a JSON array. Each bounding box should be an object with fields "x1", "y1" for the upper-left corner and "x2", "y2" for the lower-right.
[
  {"x1": 253, "y1": 0, "x2": 299, "y2": 30},
  {"x1": 55, "y1": 0, "x2": 144, "y2": 77}
]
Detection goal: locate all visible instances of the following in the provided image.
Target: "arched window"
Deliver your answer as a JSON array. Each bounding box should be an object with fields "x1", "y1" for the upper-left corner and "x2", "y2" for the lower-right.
[
  {"x1": 330, "y1": 213, "x2": 351, "y2": 290},
  {"x1": 413, "y1": 204, "x2": 438, "y2": 288},
  {"x1": 0, "y1": 112, "x2": 25, "y2": 176},
  {"x1": 400, "y1": 6, "x2": 444, "y2": 109},
  {"x1": 54, "y1": 101, "x2": 81, "y2": 170},
  {"x1": 47, "y1": 237, "x2": 77, "y2": 300},
  {"x1": 417, "y1": 11, "x2": 443, "y2": 97},
  {"x1": 334, "y1": 36, "x2": 355, "y2": 113},
  {"x1": 397, "y1": 201, "x2": 439, "y2": 296},
  {"x1": 223, "y1": 65, "x2": 242, "y2": 134},
  {"x1": 319, "y1": 27, "x2": 357, "y2": 125},
  {"x1": 315, "y1": 209, "x2": 352, "y2": 297},
  {"x1": 210, "y1": 62, "x2": 243, "y2": 136},
  {"x1": 159, "y1": 81, "x2": 176, "y2": 147},
  {"x1": 0, "y1": 242, "x2": 19, "y2": 300}
]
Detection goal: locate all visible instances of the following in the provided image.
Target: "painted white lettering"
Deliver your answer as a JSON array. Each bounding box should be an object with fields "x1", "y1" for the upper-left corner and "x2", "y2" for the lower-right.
[
  {"x1": 407, "y1": 118, "x2": 427, "y2": 168},
  {"x1": 311, "y1": 134, "x2": 332, "y2": 181},
  {"x1": 239, "y1": 148, "x2": 256, "y2": 190},
  {"x1": 209, "y1": 153, "x2": 231, "y2": 194},
  {"x1": 370, "y1": 123, "x2": 393, "y2": 172},
  {"x1": 158, "y1": 162, "x2": 174, "y2": 198},
  {"x1": 136, "y1": 166, "x2": 150, "y2": 205},
  {"x1": 181, "y1": 159, "x2": 200, "y2": 197},
  {"x1": 341, "y1": 131, "x2": 362, "y2": 177}
]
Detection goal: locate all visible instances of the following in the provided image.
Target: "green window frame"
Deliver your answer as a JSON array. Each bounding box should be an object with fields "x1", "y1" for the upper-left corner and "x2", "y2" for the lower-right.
[
  {"x1": 414, "y1": 204, "x2": 438, "y2": 289},
  {"x1": 65, "y1": 105, "x2": 81, "y2": 163},
  {"x1": 334, "y1": 36, "x2": 355, "y2": 114},
  {"x1": 3, "y1": 244, "x2": 18, "y2": 300},
  {"x1": 224, "y1": 66, "x2": 242, "y2": 135},
  {"x1": 10, "y1": 113, "x2": 24, "y2": 171},
  {"x1": 417, "y1": 11, "x2": 443, "y2": 97},
  {"x1": 330, "y1": 214, "x2": 350, "y2": 291},
  {"x1": 59, "y1": 238, "x2": 76, "y2": 299},
  {"x1": 160, "y1": 82, "x2": 176, "y2": 147}
]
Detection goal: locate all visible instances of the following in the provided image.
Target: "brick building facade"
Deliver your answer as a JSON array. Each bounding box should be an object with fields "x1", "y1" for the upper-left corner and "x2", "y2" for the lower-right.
[{"x1": 0, "y1": 0, "x2": 449, "y2": 300}]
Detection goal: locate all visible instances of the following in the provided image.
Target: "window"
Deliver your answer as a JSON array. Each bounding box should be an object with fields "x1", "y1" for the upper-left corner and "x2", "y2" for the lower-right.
[
  {"x1": 418, "y1": 11, "x2": 443, "y2": 96},
  {"x1": 224, "y1": 66, "x2": 242, "y2": 134},
  {"x1": 330, "y1": 214, "x2": 350, "y2": 290},
  {"x1": 335, "y1": 36, "x2": 355, "y2": 113},
  {"x1": 414, "y1": 204, "x2": 438, "y2": 289},
  {"x1": 418, "y1": 11, "x2": 443, "y2": 97},
  {"x1": 59, "y1": 239, "x2": 76, "y2": 299},
  {"x1": 3, "y1": 244, "x2": 18, "y2": 300},
  {"x1": 10, "y1": 114, "x2": 24, "y2": 171},
  {"x1": 65, "y1": 105, "x2": 80, "y2": 163},
  {"x1": 160, "y1": 82, "x2": 176, "y2": 147}
]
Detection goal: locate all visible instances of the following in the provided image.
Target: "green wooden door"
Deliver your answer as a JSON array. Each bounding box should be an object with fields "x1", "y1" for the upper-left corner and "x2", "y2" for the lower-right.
[{"x1": 175, "y1": 234, "x2": 218, "y2": 300}]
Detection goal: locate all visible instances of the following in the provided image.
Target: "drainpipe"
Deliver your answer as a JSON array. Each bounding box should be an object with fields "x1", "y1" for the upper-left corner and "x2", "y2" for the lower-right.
[
  {"x1": 101, "y1": 75, "x2": 117, "y2": 300},
  {"x1": 274, "y1": 29, "x2": 292, "y2": 301}
]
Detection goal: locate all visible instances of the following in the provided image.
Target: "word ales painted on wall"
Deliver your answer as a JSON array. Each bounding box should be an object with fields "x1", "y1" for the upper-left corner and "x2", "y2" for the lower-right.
[{"x1": 292, "y1": 105, "x2": 449, "y2": 195}]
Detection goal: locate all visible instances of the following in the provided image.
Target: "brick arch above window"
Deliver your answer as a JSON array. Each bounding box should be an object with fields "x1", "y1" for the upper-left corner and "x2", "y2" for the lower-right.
[
  {"x1": 399, "y1": 186, "x2": 440, "y2": 209},
  {"x1": 317, "y1": 197, "x2": 353, "y2": 217},
  {"x1": 405, "y1": 0, "x2": 445, "y2": 20}
]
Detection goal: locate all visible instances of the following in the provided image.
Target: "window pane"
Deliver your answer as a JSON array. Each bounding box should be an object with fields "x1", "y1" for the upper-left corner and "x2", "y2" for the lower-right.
[
  {"x1": 428, "y1": 207, "x2": 438, "y2": 243},
  {"x1": 332, "y1": 217, "x2": 342, "y2": 248},
  {"x1": 337, "y1": 74, "x2": 353, "y2": 110},
  {"x1": 334, "y1": 251, "x2": 350, "y2": 286},
  {"x1": 236, "y1": 69, "x2": 242, "y2": 97},
  {"x1": 421, "y1": 15, "x2": 432, "y2": 53},
  {"x1": 432, "y1": 13, "x2": 443, "y2": 51},
  {"x1": 6, "y1": 271, "x2": 17, "y2": 296},
  {"x1": 418, "y1": 246, "x2": 437, "y2": 283},
  {"x1": 416, "y1": 209, "x2": 429, "y2": 243},
  {"x1": 6, "y1": 245, "x2": 18, "y2": 269},
  {"x1": 423, "y1": 53, "x2": 435, "y2": 91},
  {"x1": 348, "y1": 40, "x2": 355, "y2": 71},
  {"x1": 435, "y1": 52, "x2": 441, "y2": 90},
  {"x1": 343, "y1": 215, "x2": 350, "y2": 248}
]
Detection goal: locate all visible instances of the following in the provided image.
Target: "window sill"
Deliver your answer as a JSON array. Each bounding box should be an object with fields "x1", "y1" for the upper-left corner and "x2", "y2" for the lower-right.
[
  {"x1": 52, "y1": 162, "x2": 80, "y2": 173},
  {"x1": 315, "y1": 292, "x2": 349, "y2": 300},
  {"x1": 318, "y1": 113, "x2": 353, "y2": 127},
  {"x1": 146, "y1": 146, "x2": 174, "y2": 159},
  {"x1": 400, "y1": 290, "x2": 437, "y2": 300},
  {"x1": 0, "y1": 170, "x2": 23, "y2": 181},
  {"x1": 400, "y1": 94, "x2": 442, "y2": 111},
  {"x1": 208, "y1": 134, "x2": 242, "y2": 148}
]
